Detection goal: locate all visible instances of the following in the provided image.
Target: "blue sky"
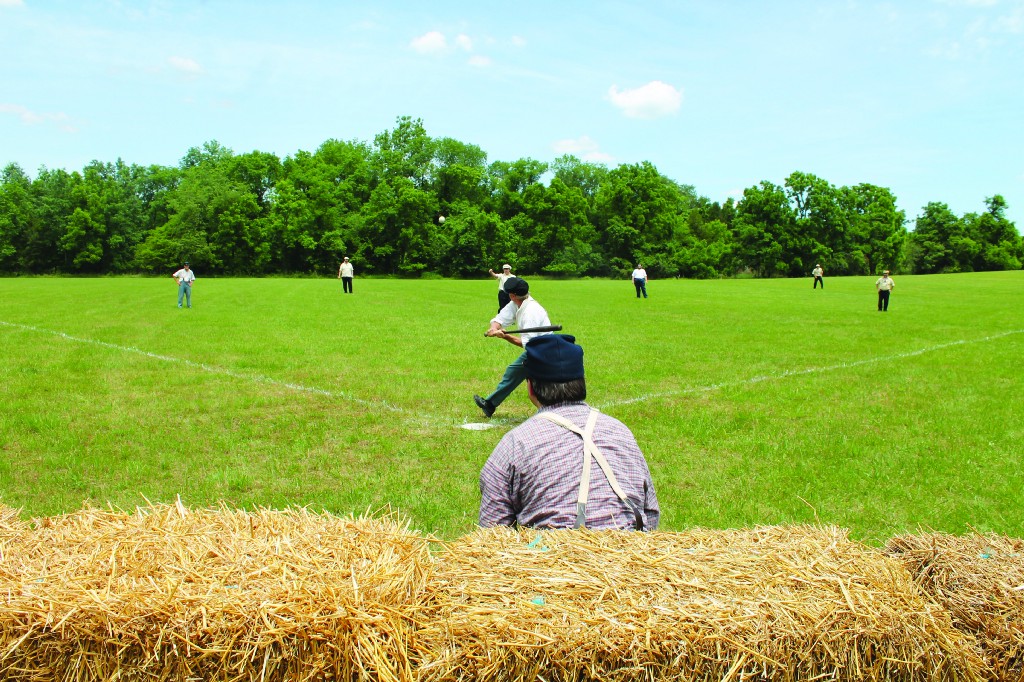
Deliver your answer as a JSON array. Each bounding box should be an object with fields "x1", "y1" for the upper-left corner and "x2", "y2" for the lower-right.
[{"x1": 2, "y1": 0, "x2": 1022, "y2": 229}]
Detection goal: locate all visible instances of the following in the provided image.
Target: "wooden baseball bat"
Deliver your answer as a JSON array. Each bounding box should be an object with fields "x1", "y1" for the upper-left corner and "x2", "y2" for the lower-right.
[{"x1": 484, "y1": 324, "x2": 562, "y2": 336}]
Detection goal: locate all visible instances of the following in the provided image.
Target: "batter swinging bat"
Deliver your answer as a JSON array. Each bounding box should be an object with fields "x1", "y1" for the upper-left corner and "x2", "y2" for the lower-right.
[{"x1": 484, "y1": 325, "x2": 562, "y2": 337}]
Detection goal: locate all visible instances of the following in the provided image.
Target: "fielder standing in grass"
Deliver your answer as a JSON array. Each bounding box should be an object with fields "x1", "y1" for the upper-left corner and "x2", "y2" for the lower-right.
[
  {"x1": 338, "y1": 256, "x2": 354, "y2": 294},
  {"x1": 479, "y1": 333, "x2": 660, "y2": 530},
  {"x1": 812, "y1": 263, "x2": 824, "y2": 289},
  {"x1": 474, "y1": 276, "x2": 552, "y2": 418},
  {"x1": 631, "y1": 264, "x2": 649, "y2": 298},
  {"x1": 172, "y1": 261, "x2": 195, "y2": 308},
  {"x1": 488, "y1": 263, "x2": 514, "y2": 313},
  {"x1": 875, "y1": 270, "x2": 895, "y2": 311}
]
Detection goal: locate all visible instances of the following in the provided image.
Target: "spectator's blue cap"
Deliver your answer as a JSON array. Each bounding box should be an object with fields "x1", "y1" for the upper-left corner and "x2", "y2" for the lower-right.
[{"x1": 525, "y1": 334, "x2": 584, "y2": 382}]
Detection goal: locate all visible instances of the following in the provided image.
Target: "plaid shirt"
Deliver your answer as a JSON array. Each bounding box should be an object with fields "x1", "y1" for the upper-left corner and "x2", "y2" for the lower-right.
[{"x1": 479, "y1": 402, "x2": 660, "y2": 530}]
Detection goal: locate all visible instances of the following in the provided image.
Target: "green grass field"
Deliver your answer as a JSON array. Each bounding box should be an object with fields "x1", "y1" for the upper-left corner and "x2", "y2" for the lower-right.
[{"x1": 1, "y1": 272, "x2": 1021, "y2": 542}]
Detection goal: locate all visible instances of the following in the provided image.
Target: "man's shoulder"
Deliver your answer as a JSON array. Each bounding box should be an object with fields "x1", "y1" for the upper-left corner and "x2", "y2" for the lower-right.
[{"x1": 525, "y1": 296, "x2": 548, "y2": 312}]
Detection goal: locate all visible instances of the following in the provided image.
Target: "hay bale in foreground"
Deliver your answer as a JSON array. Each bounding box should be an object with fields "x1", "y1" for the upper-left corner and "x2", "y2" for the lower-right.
[
  {"x1": 887, "y1": 533, "x2": 1024, "y2": 682},
  {"x1": 415, "y1": 525, "x2": 984, "y2": 682},
  {"x1": 0, "y1": 505, "x2": 29, "y2": 579},
  {"x1": 0, "y1": 505, "x2": 27, "y2": 533},
  {"x1": 0, "y1": 502, "x2": 433, "y2": 682}
]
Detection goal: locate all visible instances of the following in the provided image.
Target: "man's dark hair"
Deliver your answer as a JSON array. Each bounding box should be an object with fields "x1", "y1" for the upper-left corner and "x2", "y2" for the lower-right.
[{"x1": 530, "y1": 377, "x2": 586, "y2": 406}]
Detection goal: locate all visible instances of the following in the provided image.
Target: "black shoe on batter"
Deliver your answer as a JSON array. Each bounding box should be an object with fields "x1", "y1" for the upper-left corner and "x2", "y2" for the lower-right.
[{"x1": 474, "y1": 395, "x2": 495, "y2": 418}]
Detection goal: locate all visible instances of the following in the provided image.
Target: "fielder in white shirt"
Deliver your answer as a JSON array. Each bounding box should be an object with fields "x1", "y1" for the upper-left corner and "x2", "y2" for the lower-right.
[
  {"x1": 172, "y1": 262, "x2": 195, "y2": 308},
  {"x1": 337, "y1": 257, "x2": 355, "y2": 294},
  {"x1": 875, "y1": 271, "x2": 895, "y2": 311},
  {"x1": 474, "y1": 276, "x2": 552, "y2": 418},
  {"x1": 631, "y1": 265, "x2": 648, "y2": 298},
  {"x1": 488, "y1": 263, "x2": 514, "y2": 312}
]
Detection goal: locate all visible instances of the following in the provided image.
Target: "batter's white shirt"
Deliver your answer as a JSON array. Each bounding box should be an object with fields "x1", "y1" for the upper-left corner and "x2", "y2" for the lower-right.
[
  {"x1": 491, "y1": 296, "x2": 551, "y2": 346},
  {"x1": 339, "y1": 262, "x2": 354, "y2": 277},
  {"x1": 496, "y1": 272, "x2": 513, "y2": 290},
  {"x1": 875, "y1": 276, "x2": 895, "y2": 291},
  {"x1": 813, "y1": 267, "x2": 823, "y2": 277},
  {"x1": 173, "y1": 268, "x2": 195, "y2": 283},
  {"x1": 631, "y1": 268, "x2": 647, "y2": 280}
]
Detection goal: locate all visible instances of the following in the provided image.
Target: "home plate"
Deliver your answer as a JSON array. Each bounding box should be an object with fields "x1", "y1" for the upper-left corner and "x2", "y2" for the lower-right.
[{"x1": 460, "y1": 422, "x2": 496, "y2": 430}]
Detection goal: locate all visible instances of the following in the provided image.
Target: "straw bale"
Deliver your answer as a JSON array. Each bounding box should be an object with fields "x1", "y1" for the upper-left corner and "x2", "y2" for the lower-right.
[
  {"x1": 887, "y1": 532, "x2": 1024, "y2": 682},
  {"x1": 0, "y1": 502, "x2": 434, "y2": 681},
  {"x1": 414, "y1": 525, "x2": 984, "y2": 682},
  {"x1": 0, "y1": 505, "x2": 27, "y2": 533},
  {"x1": 0, "y1": 506, "x2": 29, "y2": 581}
]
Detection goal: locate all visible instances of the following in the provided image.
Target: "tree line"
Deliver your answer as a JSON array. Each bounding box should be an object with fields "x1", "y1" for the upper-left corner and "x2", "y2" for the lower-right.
[{"x1": 1, "y1": 116, "x2": 1020, "y2": 278}]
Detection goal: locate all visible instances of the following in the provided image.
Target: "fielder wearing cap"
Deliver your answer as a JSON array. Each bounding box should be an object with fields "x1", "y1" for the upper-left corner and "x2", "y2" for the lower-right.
[
  {"x1": 338, "y1": 257, "x2": 355, "y2": 294},
  {"x1": 474, "y1": 277, "x2": 551, "y2": 418},
  {"x1": 487, "y1": 262, "x2": 516, "y2": 313},
  {"x1": 479, "y1": 334, "x2": 660, "y2": 530},
  {"x1": 812, "y1": 264, "x2": 824, "y2": 289},
  {"x1": 875, "y1": 270, "x2": 895, "y2": 311},
  {"x1": 172, "y1": 261, "x2": 195, "y2": 309}
]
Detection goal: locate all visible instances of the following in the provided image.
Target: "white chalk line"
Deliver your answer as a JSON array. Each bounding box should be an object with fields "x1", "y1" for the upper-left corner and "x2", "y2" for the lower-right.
[
  {"x1": 4, "y1": 319, "x2": 1021, "y2": 426},
  {"x1": 595, "y1": 329, "x2": 1024, "y2": 410},
  {"x1": 0, "y1": 319, "x2": 414, "y2": 417}
]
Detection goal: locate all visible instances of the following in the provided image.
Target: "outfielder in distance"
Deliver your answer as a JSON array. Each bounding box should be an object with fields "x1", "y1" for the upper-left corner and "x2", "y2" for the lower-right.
[
  {"x1": 474, "y1": 276, "x2": 552, "y2": 418},
  {"x1": 488, "y1": 263, "x2": 514, "y2": 313},
  {"x1": 172, "y1": 261, "x2": 195, "y2": 308}
]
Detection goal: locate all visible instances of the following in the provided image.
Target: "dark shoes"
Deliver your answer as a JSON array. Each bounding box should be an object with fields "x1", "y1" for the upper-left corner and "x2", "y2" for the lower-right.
[{"x1": 474, "y1": 395, "x2": 495, "y2": 418}]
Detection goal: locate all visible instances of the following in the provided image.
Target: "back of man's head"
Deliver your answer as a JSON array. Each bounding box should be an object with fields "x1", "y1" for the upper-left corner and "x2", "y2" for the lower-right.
[
  {"x1": 525, "y1": 334, "x2": 586, "y2": 405},
  {"x1": 503, "y1": 276, "x2": 529, "y2": 297}
]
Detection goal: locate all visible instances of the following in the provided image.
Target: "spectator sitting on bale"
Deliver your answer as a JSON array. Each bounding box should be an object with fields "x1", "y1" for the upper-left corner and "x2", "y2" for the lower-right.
[{"x1": 479, "y1": 334, "x2": 660, "y2": 530}]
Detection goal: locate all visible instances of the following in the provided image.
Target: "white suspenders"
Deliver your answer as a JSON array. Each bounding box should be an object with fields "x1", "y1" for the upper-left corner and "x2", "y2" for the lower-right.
[{"x1": 536, "y1": 409, "x2": 645, "y2": 531}]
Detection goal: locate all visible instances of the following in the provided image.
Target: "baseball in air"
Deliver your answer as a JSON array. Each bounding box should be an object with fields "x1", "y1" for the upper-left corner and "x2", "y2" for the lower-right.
[{"x1": 438, "y1": 215, "x2": 446, "y2": 224}]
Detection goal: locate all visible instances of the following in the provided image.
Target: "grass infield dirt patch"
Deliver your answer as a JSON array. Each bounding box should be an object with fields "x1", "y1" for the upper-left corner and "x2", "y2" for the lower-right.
[{"x1": 886, "y1": 533, "x2": 1024, "y2": 682}]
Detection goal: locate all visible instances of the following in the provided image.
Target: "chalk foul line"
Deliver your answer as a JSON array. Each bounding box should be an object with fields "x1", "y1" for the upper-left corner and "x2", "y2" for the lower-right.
[
  {"x1": 0, "y1": 319, "x2": 409, "y2": 415},
  {"x1": 596, "y1": 329, "x2": 1024, "y2": 410},
  {"x1": 4, "y1": 320, "x2": 1021, "y2": 423}
]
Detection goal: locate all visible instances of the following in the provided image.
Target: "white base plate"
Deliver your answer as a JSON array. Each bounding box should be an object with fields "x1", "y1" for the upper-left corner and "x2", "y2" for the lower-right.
[{"x1": 459, "y1": 422, "x2": 496, "y2": 430}]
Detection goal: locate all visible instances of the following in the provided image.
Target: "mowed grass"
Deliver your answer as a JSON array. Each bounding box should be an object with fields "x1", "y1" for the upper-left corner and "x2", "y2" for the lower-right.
[{"x1": 0, "y1": 272, "x2": 1021, "y2": 542}]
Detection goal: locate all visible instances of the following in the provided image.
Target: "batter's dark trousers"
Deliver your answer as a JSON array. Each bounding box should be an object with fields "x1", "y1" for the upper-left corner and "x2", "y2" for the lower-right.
[
  {"x1": 814, "y1": 276, "x2": 823, "y2": 289},
  {"x1": 342, "y1": 277, "x2": 353, "y2": 294},
  {"x1": 878, "y1": 290, "x2": 890, "y2": 311}
]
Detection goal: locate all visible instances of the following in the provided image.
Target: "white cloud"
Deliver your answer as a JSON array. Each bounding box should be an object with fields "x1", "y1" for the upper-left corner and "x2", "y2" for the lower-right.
[
  {"x1": 468, "y1": 55, "x2": 492, "y2": 67},
  {"x1": 168, "y1": 55, "x2": 203, "y2": 76},
  {"x1": 552, "y1": 135, "x2": 613, "y2": 163},
  {"x1": 511, "y1": 35, "x2": 526, "y2": 47},
  {"x1": 927, "y1": 2, "x2": 1024, "y2": 59},
  {"x1": 994, "y1": 5, "x2": 1024, "y2": 32},
  {"x1": 0, "y1": 104, "x2": 76, "y2": 132},
  {"x1": 410, "y1": 31, "x2": 447, "y2": 55},
  {"x1": 455, "y1": 33, "x2": 473, "y2": 51},
  {"x1": 0, "y1": 103, "x2": 41, "y2": 124},
  {"x1": 0, "y1": 0, "x2": 25, "y2": 7},
  {"x1": 607, "y1": 80, "x2": 683, "y2": 119}
]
